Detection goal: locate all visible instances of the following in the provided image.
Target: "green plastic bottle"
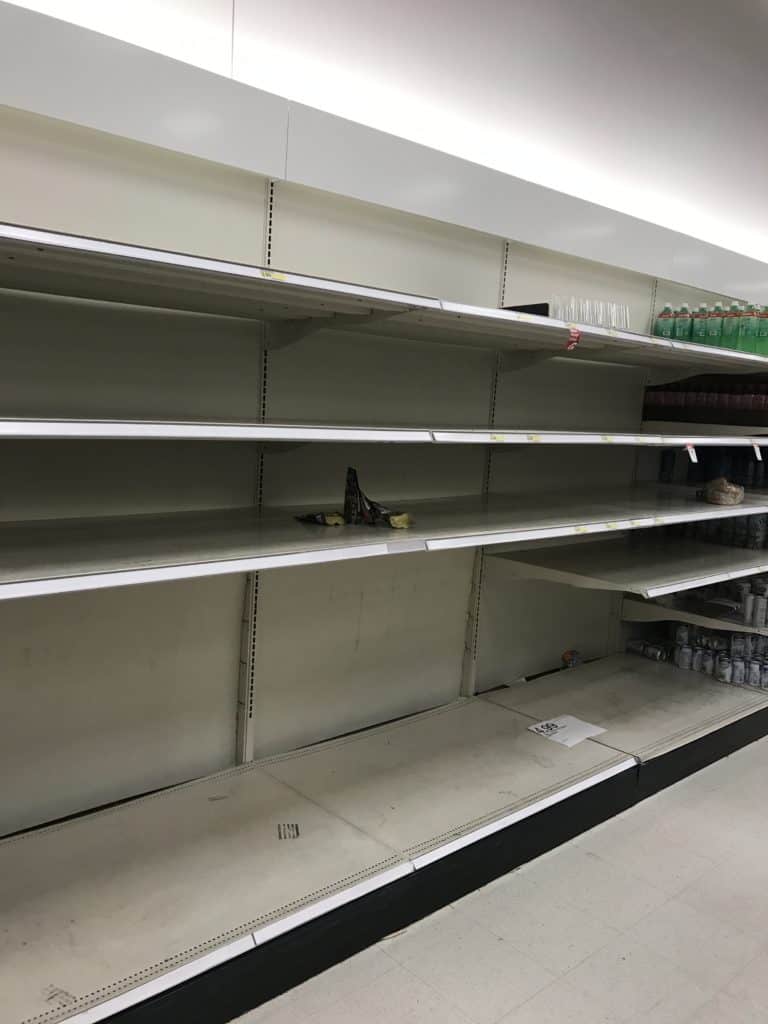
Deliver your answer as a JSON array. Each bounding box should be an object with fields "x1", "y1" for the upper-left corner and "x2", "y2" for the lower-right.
[
  {"x1": 654, "y1": 302, "x2": 675, "y2": 338},
  {"x1": 757, "y1": 305, "x2": 768, "y2": 355},
  {"x1": 691, "y1": 303, "x2": 709, "y2": 345},
  {"x1": 674, "y1": 303, "x2": 692, "y2": 340},
  {"x1": 722, "y1": 302, "x2": 742, "y2": 349},
  {"x1": 738, "y1": 303, "x2": 760, "y2": 353},
  {"x1": 707, "y1": 302, "x2": 724, "y2": 345}
]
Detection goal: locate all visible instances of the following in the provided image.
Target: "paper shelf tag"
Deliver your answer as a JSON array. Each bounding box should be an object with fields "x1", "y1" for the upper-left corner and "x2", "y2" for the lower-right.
[
  {"x1": 686, "y1": 443, "x2": 698, "y2": 463},
  {"x1": 529, "y1": 715, "x2": 606, "y2": 748},
  {"x1": 754, "y1": 443, "x2": 763, "y2": 462}
]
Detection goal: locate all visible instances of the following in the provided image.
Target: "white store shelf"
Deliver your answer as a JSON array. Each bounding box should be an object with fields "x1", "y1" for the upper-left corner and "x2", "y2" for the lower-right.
[
  {"x1": 4, "y1": 488, "x2": 768, "y2": 600},
  {"x1": 0, "y1": 419, "x2": 763, "y2": 447},
  {"x1": 485, "y1": 653, "x2": 768, "y2": 762},
  {"x1": 622, "y1": 595, "x2": 768, "y2": 637},
  {"x1": 494, "y1": 536, "x2": 768, "y2": 599},
  {"x1": 1, "y1": 698, "x2": 632, "y2": 1024},
  {"x1": 433, "y1": 429, "x2": 768, "y2": 447},
  {"x1": 1, "y1": 222, "x2": 766, "y2": 376}
]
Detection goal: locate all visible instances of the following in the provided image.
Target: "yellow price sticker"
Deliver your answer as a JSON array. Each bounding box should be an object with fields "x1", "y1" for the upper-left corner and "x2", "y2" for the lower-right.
[
  {"x1": 262, "y1": 269, "x2": 287, "y2": 282},
  {"x1": 490, "y1": 433, "x2": 507, "y2": 442},
  {"x1": 526, "y1": 433, "x2": 542, "y2": 442},
  {"x1": 574, "y1": 525, "x2": 589, "y2": 534},
  {"x1": 601, "y1": 434, "x2": 614, "y2": 443}
]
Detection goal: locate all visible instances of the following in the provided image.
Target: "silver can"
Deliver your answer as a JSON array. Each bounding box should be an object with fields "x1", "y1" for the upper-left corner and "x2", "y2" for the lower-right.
[
  {"x1": 744, "y1": 594, "x2": 756, "y2": 625},
  {"x1": 716, "y1": 654, "x2": 733, "y2": 683},
  {"x1": 674, "y1": 624, "x2": 690, "y2": 645},
  {"x1": 692, "y1": 646, "x2": 705, "y2": 672},
  {"x1": 732, "y1": 657, "x2": 746, "y2": 685},
  {"x1": 761, "y1": 662, "x2": 768, "y2": 689},
  {"x1": 677, "y1": 644, "x2": 693, "y2": 671},
  {"x1": 626, "y1": 638, "x2": 645, "y2": 656},
  {"x1": 754, "y1": 596, "x2": 768, "y2": 629},
  {"x1": 702, "y1": 650, "x2": 715, "y2": 675},
  {"x1": 748, "y1": 659, "x2": 762, "y2": 687},
  {"x1": 753, "y1": 579, "x2": 768, "y2": 597},
  {"x1": 731, "y1": 635, "x2": 747, "y2": 658}
]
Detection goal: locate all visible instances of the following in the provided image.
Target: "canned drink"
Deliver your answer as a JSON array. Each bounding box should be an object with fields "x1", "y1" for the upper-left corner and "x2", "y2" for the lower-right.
[
  {"x1": 732, "y1": 657, "x2": 746, "y2": 685},
  {"x1": 744, "y1": 634, "x2": 755, "y2": 658},
  {"x1": 731, "y1": 635, "x2": 747, "y2": 658},
  {"x1": 748, "y1": 659, "x2": 762, "y2": 687},
  {"x1": 713, "y1": 636, "x2": 729, "y2": 652},
  {"x1": 678, "y1": 644, "x2": 693, "y2": 671},
  {"x1": 716, "y1": 653, "x2": 733, "y2": 683},
  {"x1": 626, "y1": 639, "x2": 645, "y2": 656},
  {"x1": 702, "y1": 650, "x2": 715, "y2": 675},
  {"x1": 761, "y1": 661, "x2": 768, "y2": 688},
  {"x1": 744, "y1": 594, "x2": 756, "y2": 625},
  {"x1": 753, "y1": 579, "x2": 768, "y2": 597},
  {"x1": 692, "y1": 646, "x2": 705, "y2": 672},
  {"x1": 736, "y1": 580, "x2": 753, "y2": 600},
  {"x1": 643, "y1": 643, "x2": 667, "y2": 662},
  {"x1": 674, "y1": 624, "x2": 690, "y2": 645},
  {"x1": 754, "y1": 596, "x2": 768, "y2": 629}
]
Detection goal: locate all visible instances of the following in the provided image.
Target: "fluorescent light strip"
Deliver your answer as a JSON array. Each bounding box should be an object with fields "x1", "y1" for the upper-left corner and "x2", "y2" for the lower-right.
[
  {"x1": 410, "y1": 758, "x2": 637, "y2": 870},
  {"x1": 62, "y1": 935, "x2": 256, "y2": 1024},
  {"x1": 252, "y1": 863, "x2": 414, "y2": 946},
  {"x1": 0, "y1": 544, "x2": 391, "y2": 600},
  {"x1": 0, "y1": 420, "x2": 431, "y2": 442},
  {"x1": 0, "y1": 224, "x2": 441, "y2": 311}
]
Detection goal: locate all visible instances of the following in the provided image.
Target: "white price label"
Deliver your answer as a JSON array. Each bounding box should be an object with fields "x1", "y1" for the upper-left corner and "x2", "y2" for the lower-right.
[
  {"x1": 686, "y1": 444, "x2": 698, "y2": 463},
  {"x1": 529, "y1": 715, "x2": 606, "y2": 748},
  {"x1": 754, "y1": 443, "x2": 763, "y2": 462}
]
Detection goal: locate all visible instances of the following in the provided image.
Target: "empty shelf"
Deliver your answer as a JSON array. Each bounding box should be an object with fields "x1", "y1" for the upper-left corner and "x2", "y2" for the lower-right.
[
  {"x1": 0, "y1": 418, "x2": 432, "y2": 443},
  {"x1": 1, "y1": 764, "x2": 408, "y2": 1024},
  {"x1": 623, "y1": 595, "x2": 768, "y2": 637},
  {"x1": 1, "y1": 223, "x2": 765, "y2": 376},
  {"x1": 4, "y1": 489, "x2": 768, "y2": 600},
  {"x1": 1, "y1": 698, "x2": 631, "y2": 1024},
  {"x1": 485, "y1": 653, "x2": 768, "y2": 762},
  {"x1": 495, "y1": 537, "x2": 768, "y2": 598},
  {"x1": 0, "y1": 419, "x2": 762, "y2": 447}
]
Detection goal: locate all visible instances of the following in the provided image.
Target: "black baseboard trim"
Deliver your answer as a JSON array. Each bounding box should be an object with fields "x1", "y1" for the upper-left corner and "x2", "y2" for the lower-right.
[
  {"x1": 110, "y1": 767, "x2": 637, "y2": 1024},
  {"x1": 105, "y1": 702, "x2": 768, "y2": 1024},
  {"x1": 636, "y1": 703, "x2": 768, "y2": 800}
]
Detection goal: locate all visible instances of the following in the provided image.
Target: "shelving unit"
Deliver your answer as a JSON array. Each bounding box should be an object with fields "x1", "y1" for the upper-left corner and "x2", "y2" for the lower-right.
[
  {"x1": 4, "y1": 201, "x2": 768, "y2": 1024},
  {"x1": 493, "y1": 536, "x2": 768, "y2": 598},
  {"x1": 3, "y1": 488, "x2": 768, "y2": 601}
]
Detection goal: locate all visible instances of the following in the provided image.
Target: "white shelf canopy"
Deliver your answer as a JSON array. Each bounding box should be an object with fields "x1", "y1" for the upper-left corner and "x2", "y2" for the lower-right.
[
  {"x1": 1, "y1": 697, "x2": 631, "y2": 1024},
  {"x1": 1, "y1": 223, "x2": 767, "y2": 376},
  {"x1": 4, "y1": 487, "x2": 768, "y2": 600},
  {"x1": 494, "y1": 536, "x2": 768, "y2": 599},
  {"x1": 1, "y1": 418, "x2": 766, "y2": 447},
  {"x1": 485, "y1": 653, "x2": 768, "y2": 762}
]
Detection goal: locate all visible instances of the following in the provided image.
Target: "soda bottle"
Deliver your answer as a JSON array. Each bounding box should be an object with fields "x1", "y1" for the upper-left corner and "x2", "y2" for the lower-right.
[
  {"x1": 722, "y1": 302, "x2": 742, "y2": 349},
  {"x1": 654, "y1": 302, "x2": 675, "y2": 338},
  {"x1": 738, "y1": 303, "x2": 760, "y2": 353},
  {"x1": 691, "y1": 303, "x2": 709, "y2": 344},
  {"x1": 707, "y1": 302, "x2": 724, "y2": 344},
  {"x1": 674, "y1": 303, "x2": 692, "y2": 340}
]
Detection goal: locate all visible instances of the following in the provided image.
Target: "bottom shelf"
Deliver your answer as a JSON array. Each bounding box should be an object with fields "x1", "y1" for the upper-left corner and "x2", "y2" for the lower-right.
[
  {"x1": 3, "y1": 699, "x2": 630, "y2": 1024},
  {"x1": 5, "y1": 654, "x2": 768, "y2": 1024},
  {"x1": 486, "y1": 653, "x2": 768, "y2": 761}
]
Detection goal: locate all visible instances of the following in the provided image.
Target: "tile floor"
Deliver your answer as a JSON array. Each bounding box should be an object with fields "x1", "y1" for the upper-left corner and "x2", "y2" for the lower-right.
[{"x1": 235, "y1": 737, "x2": 768, "y2": 1024}]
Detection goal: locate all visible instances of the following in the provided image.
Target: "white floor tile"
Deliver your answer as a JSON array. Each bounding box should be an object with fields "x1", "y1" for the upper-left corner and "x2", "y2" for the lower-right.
[
  {"x1": 724, "y1": 948, "x2": 768, "y2": 1013},
  {"x1": 683, "y1": 990, "x2": 764, "y2": 1024},
  {"x1": 386, "y1": 911, "x2": 554, "y2": 1024},
  {"x1": 517, "y1": 842, "x2": 669, "y2": 930},
  {"x1": 562, "y1": 935, "x2": 698, "y2": 1022},
  {"x1": 497, "y1": 976, "x2": 620, "y2": 1023},
  {"x1": 626, "y1": 896, "x2": 761, "y2": 991},
  {"x1": 459, "y1": 872, "x2": 620, "y2": 973}
]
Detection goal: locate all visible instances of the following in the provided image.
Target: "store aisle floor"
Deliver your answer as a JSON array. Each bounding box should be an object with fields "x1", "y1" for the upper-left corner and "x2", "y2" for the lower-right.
[{"x1": 236, "y1": 736, "x2": 768, "y2": 1024}]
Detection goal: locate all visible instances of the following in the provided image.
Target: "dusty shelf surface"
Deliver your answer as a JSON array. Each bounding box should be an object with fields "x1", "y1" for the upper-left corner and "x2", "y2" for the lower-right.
[
  {"x1": 623, "y1": 595, "x2": 768, "y2": 636},
  {"x1": 494, "y1": 536, "x2": 768, "y2": 598},
  {"x1": 1, "y1": 222, "x2": 765, "y2": 376},
  {"x1": 485, "y1": 653, "x2": 768, "y2": 762},
  {"x1": 3, "y1": 487, "x2": 768, "y2": 600},
  {"x1": 2, "y1": 698, "x2": 631, "y2": 1024}
]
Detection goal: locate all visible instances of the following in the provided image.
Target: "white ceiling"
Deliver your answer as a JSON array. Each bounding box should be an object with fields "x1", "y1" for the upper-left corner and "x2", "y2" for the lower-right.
[{"x1": 7, "y1": 0, "x2": 768, "y2": 263}]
